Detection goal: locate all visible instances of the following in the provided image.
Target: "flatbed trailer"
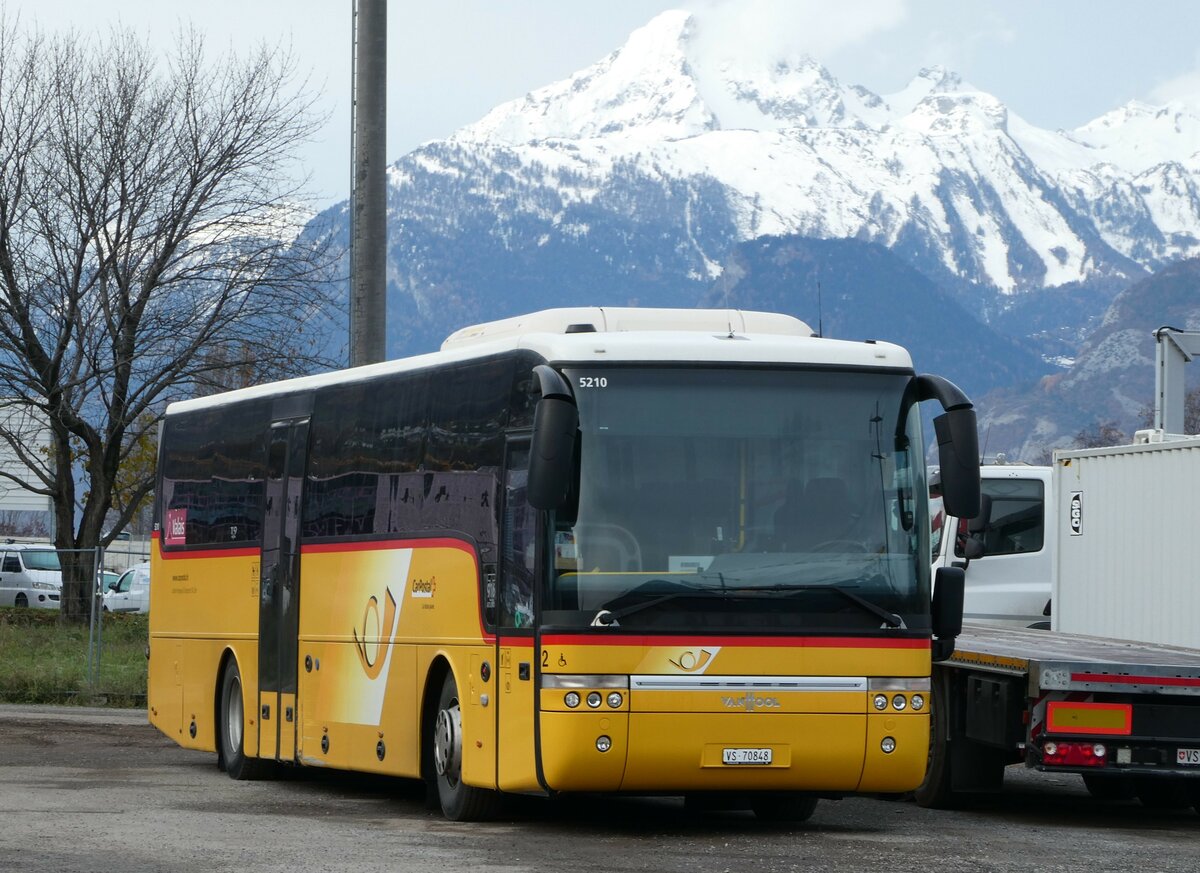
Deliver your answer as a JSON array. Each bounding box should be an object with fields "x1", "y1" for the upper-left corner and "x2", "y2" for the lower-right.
[{"x1": 918, "y1": 621, "x2": 1200, "y2": 812}]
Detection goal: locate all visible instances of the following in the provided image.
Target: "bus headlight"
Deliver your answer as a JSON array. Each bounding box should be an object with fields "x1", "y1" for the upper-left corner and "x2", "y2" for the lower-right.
[
  {"x1": 586, "y1": 692, "x2": 602, "y2": 709},
  {"x1": 873, "y1": 694, "x2": 888, "y2": 711},
  {"x1": 892, "y1": 695, "x2": 907, "y2": 711},
  {"x1": 911, "y1": 694, "x2": 925, "y2": 711},
  {"x1": 881, "y1": 737, "x2": 897, "y2": 754},
  {"x1": 564, "y1": 692, "x2": 581, "y2": 709},
  {"x1": 606, "y1": 692, "x2": 623, "y2": 709}
]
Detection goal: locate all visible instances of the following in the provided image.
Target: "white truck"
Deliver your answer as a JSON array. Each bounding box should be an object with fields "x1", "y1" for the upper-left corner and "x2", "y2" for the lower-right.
[
  {"x1": 932, "y1": 462, "x2": 1052, "y2": 629},
  {"x1": 919, "y1": 327, "x2": 1200, "y2": 813}
]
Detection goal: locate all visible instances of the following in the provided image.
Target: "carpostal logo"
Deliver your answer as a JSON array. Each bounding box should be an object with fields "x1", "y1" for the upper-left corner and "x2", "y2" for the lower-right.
[
  {"x1": 722, "y1": 693, "x2": 781, "y2": 712},
  {"x1": 410, "y1": 576, "x2": 436, "y2": 599}
]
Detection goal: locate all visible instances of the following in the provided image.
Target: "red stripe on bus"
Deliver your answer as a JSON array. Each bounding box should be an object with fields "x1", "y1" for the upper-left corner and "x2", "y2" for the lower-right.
[
  {"x1": 300, "y1": 538, "x2": 477, "y2": 555},
  {"x1": 1071, "y1": 672, "x2": 1200, "y2": 688},
  {"x1": 157, "y1": 545, "x2": 260, "y2": 560},
  {"x1": 499, "y1": 637, "x2": 535, "y2": 648},
  {"x1": 538, "y1": 634, "x2": 929, "y2": 649}
]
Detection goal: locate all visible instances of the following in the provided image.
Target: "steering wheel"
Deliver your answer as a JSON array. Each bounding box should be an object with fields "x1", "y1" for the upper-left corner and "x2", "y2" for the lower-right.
[{"x1": 573, "y1": 523, "x2": 643, "y2": 571}]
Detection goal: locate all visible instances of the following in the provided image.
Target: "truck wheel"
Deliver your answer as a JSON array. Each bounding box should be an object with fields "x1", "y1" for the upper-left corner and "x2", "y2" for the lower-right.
[
  {"x1": 1134, "y1": 777, "x2": 1190, "y2": 809},
  {"x1": 750, "y1": 795, "x2": 818, "y2": 822},
  {"x1": 431, "y1": 671, "x2": 499, "y2": 821},
  {"x1": 1081, "y1": 773, "x2": 1135, "y2": 801},
  {"x1": 915, "y1": 668, "x2": 959, "y2": 809},
  {"x1": 219, "y1": 660, "x2": 271, "y2": 781}
]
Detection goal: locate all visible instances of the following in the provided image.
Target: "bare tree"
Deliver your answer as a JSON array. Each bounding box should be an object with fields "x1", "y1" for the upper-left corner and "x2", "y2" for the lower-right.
[
  {"x1": 0, "y1": 20, "x2": 341, "y2": 621},
  {"x1": 1140, "y1": 384, "x2": 1200, "y2": 436},
  {"x1": 1074, "y1": 420, "x2": 1127, "y2": 449}
]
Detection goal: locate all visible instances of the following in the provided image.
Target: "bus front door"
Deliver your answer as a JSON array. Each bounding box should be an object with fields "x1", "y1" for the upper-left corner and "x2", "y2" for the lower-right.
[
  {"x1": 258, "y1": 418, "x2": 309, "y2": 763},
  {"x1": 496, "y1": 441, "x2": 540, "y2": 792}
]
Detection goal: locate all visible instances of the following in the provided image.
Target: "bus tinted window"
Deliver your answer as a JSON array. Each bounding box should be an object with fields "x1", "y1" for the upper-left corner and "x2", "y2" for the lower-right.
[
  {"x1": 304, "y1": 374, "x2": 429, "y2": 538},
  {"x1": 424, "y1": 358, "x2": 513, "y2": 557},
  {"x1": 160, "y1": 401, "x2": 271, "y2": 547}
]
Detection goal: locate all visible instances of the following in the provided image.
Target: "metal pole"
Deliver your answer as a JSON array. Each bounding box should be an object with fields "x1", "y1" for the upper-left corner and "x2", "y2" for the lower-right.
[{"x1": 349, "y1": 0, "x2": 388, "y2": 367}]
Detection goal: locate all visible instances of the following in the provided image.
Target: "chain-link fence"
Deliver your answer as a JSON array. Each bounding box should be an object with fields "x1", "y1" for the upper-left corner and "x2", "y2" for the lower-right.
[{"x1": 0, "y1": 539, "x2": 151, "y2": 705}]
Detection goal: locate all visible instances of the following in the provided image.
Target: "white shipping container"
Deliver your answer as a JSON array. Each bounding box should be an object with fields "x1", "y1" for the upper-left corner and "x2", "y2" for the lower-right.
[{"x1": 1053, "y1": 437, "x2": 1200, "y2": 649}]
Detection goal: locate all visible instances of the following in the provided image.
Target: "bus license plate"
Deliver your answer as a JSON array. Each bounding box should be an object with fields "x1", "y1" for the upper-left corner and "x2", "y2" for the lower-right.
[
  {"x1": 1178, "y1": 748, "x2": 1200, "y2": 765},
  {"x1": 723, "y1": 748, "x2": 772, "y2": 765}
]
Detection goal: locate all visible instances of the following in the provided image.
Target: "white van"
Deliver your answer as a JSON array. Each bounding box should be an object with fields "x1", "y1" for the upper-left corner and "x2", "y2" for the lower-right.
[
  {"x1": 103, "y1": 561, "x2": 150, "y2": 614},
  {"x1": 931, "y1": 464, "x2": 1052, "y2": 628},
  {"x1": 0, "y1": 543, "x2": 64, "y2": 609}
]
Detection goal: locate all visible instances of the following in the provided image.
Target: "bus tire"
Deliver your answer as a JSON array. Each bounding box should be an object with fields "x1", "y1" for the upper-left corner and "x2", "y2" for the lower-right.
[
  {"x1": 219, "y1": 659, "x2": 270, "y2": 781},
  {"x1": 750, "y1": 794, "x2": 818, "y2": 823},
  {"x1": 432, "y1": 671, "x2": 499, "y2": 821},
  {"x1": 914, "y1": 667, "x2": 959, "y2": 809}
]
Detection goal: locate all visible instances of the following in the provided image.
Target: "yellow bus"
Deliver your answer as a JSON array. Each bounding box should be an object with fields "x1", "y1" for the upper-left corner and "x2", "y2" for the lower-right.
[{"x1": 149, "y1": 307, "x2": 979, "y2": 821}]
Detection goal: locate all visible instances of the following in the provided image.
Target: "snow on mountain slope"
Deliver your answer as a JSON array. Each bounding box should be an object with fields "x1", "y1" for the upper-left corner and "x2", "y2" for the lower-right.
[
  {"x1": 1071, "y1": 101, "x2": 1200, "y2": 174},
  {"x1": 433, "y1": 9, "x2": 1200, "y2": 295}
]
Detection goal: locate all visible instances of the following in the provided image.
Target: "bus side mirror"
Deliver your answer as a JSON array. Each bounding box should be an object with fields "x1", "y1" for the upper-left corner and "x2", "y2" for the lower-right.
[
  {"x1": 528, "y1": 397, "x2": 578, "y2": 511},
  {"x1": 931, "y1": 566, "x2": 965, "y2": 661},
  {"x1": 933, "y1": 406, "x2": 980, "y2": 520}
]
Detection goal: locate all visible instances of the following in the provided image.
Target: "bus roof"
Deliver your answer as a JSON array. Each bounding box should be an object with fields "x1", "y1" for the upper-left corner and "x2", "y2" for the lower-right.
[{"x1": 166, "y1": 308, "x2": 913, "y2": 416}]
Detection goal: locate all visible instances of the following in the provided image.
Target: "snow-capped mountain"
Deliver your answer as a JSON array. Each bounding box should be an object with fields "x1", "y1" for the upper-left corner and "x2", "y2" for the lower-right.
[
  {"x1": 303, "y1": 7, "x2": 1200, "y2": 450},
  {"x1": 435, "y1": 9, "x2": 1200, "y2": 293}
]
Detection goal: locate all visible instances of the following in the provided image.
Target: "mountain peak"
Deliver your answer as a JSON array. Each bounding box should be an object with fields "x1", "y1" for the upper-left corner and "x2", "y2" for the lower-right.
[
  {"x1": 453, "y1": 9, "x2": 713, "y2": 145},
  {"x1": 915, "y1": 66, "x2": 963, "y2": 90}
]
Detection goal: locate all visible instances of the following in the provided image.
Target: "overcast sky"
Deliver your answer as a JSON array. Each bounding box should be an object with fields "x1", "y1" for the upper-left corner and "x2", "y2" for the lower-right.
[{"x1": 10, "y1": 0, "x2": 1200, "y2": 208}]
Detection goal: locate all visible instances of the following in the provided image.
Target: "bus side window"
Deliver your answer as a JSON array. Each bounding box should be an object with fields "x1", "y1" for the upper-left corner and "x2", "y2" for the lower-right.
[{"x1": 500, "y1": 444, "x2": 535, "y2": 629}]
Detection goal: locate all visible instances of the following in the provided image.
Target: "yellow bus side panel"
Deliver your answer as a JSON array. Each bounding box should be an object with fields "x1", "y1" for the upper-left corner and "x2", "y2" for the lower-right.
[
  {"x1": 296, "y1": 543, "x2": 493, "y2": 783},
  {"x1": 149, "y1": 548, "x2": 261, "y2": 755},
  {"x1": 496, "y1": 642, "x2": 538, "y2": 792}
]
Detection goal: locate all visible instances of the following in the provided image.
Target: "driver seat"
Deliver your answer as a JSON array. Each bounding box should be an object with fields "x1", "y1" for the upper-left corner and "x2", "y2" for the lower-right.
[{"x1": 775, "y1": 477, "x2": 854, "y2": 550}]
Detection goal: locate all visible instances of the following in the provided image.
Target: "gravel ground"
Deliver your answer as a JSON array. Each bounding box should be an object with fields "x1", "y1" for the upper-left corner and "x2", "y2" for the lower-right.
[{"x1": 0, "y1": 708, "x2": 1197, "y2": 873}]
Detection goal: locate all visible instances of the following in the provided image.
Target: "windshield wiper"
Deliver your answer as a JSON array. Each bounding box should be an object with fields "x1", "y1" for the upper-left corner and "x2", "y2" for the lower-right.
[
  {"x1": 590, "y1": 580, "x2": 905, "y2": 630},
  {"x1": 590, "y1": 582, "x2": 730, "y2": 627},
  {"x1": 746, "y1": 583, "x2": 906, "y2": 629}
]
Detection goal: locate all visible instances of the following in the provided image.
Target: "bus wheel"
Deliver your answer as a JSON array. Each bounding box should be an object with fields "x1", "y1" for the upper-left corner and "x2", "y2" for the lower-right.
[
  {"x1": 915, "y1": 668, "x2": 958, "y2": 808},
  {"x1": 219, "y1": 660, "x2": 270, "y2": 781},
  {"x1": 750, "y1": 794, "x2": 818, "y2": 823},
  {"x1": 14, "y1": 593, "x2": 27, "y2": 608},
  {"x1": 432, "y1": 672, "x2": 499, "y2": 821}
]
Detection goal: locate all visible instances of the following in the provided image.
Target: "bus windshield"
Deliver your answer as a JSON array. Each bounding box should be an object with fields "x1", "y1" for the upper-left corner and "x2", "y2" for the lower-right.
[{"x1": 543, "y1": 366, "x2": 930, "y2": 633}]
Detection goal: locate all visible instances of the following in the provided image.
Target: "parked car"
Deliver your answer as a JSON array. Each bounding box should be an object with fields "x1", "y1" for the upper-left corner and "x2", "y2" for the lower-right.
[
  {"x1": 103, "y1": 561, "x2": 150, "y2": 614},
  {"x1": 0, "y1": 542, "x2": 63, "y2": 609},
  {"x1": 98, "y1": 569, "x2": 120, "y2": 595}
]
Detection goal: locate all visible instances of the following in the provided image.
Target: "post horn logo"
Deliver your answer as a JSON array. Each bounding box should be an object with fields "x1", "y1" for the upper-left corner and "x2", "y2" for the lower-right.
[
  {"x1": 353, "y1": 588, "x2": 398, "y2": 679},
  {"x1": 669, "y1": 647, "x2": 718, "y2": 673}
]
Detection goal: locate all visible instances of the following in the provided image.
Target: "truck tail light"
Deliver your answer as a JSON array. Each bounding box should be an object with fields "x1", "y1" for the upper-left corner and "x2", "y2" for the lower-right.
[{"x1": 1041, "y1": 740, "x2": 1107, "y2": 767}]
